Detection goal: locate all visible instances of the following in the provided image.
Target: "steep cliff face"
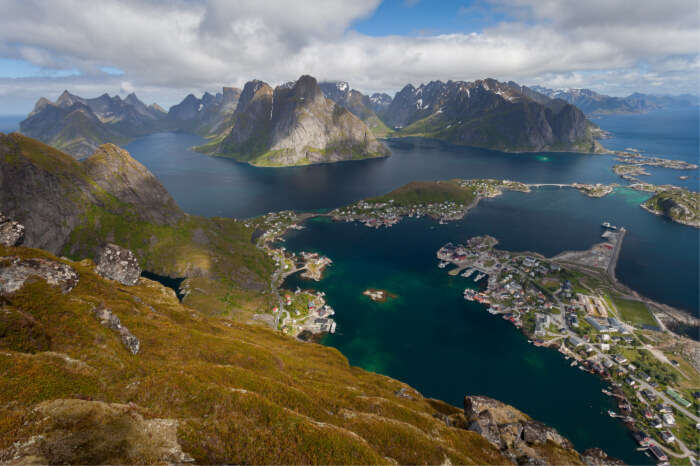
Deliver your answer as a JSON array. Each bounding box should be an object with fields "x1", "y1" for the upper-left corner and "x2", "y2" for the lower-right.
[
  {"x1": 0, "y1": 134, "x2": 182, "y2": 252},
  {"x1": 319, "y1": 81, "x2": 392, "y2": 136},
  {"x1": 383, "y1": 78, "x2": 601, "y2": 153},
  {"x1": 214, "y1": 76, "x2": 388, "y2": 166}
]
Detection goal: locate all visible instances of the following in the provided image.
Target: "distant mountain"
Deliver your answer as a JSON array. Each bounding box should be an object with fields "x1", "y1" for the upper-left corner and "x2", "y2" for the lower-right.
[
  {"x1": 531, "y1": 86, "x2": 699, "y2": 115},
  {"x1": 319, "y1": 81, "x2": 392, "y2": 136},
  {"x1": 369, "y1": 92, "x2": 392, "y2": 114},
  {"x1": 206, "y1": 75, "x2": 388, "y2": 166},
  {"x1": 383, "y1": 78, "x2": 602, "y2": 153},
  {"x1": 166, "y1": 86, "x2": 241, "y2": 135},
  {"x1": 20, "y1": 91, "x2": 165, "y2": 158}
]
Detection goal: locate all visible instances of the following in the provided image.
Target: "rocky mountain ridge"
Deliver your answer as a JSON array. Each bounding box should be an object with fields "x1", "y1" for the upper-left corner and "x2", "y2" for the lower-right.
[
  {"x1": 20, "y1": 76, "x2": 615, "y2": 161},
  {"x1": 532, "y1": 86, "x2": 700, "y2": 115},
  {"x1": 383, "y1": 78, "x2": 603, "y2": 153},
  {"x1": 210, "y1": 75, "x2": 389, "y2": 166},
  {"x1": 166, "y1": 86, "x2": 241, "y2": 134},
  {"x1": 319, "y1": 81, "x2": 392, "y2": 136}
]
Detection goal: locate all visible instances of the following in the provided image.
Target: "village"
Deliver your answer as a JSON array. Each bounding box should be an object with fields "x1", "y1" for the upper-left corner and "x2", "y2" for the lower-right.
[
  {"x1": 249, "y1": 210, "x2": 338, "y2": 339},
  {"x1": 437, "y1": 233, "x2": 700, "y2": 464},
  {"x1": 330, "y1": 198, "x2": 469, "y2": 228}
]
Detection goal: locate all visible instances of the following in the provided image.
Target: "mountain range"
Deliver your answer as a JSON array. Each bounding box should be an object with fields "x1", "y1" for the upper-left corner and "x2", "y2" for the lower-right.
[
  {"x1": 531, "y1": 86, "x2": 700, "y2": 115},
  {"x1": 378, "y1": 79, "x2": 603, "y2": 153},
  {"x1": 20, "y1": 91, "x2": 164, "y2": 158},
  {"x1": 23, "y1": 75, "x2": 675, "y2": 162}
]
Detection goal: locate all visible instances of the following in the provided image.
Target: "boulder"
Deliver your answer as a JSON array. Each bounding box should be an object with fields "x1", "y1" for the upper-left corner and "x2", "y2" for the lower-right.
[
  {"x1": 0, "y1": 212, "x2": 25, "y2": 247},
  {"x1": 95, "y1": 243, "x2": 141, "y2": 286},
  {"x1": 92, "y1": 305, "x2": 140, "y2": 354},
  {"x1": 0, "y1": 256, "x2": 79, "y2": 295}
]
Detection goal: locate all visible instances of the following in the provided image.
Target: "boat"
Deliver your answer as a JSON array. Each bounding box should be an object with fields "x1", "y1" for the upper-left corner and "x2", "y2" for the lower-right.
[
  {"x1": 601, "y1": 222, "x2": 617, "y2": 230},
  {"x1": 474, "y1": 273, "x2": 485, "y2": 282},
  {"x1": 461, "y1": 268, "x2": 475, "y2": 278},
  {"x1": 570, "y1": 361, "x2": 578, "y2": 367},
  {"x1": 438, "y1": 261, "x2": 448, "y2": 268},
  {"x1": 608, "y1": 410, "x2": 617, "y2": 417}
]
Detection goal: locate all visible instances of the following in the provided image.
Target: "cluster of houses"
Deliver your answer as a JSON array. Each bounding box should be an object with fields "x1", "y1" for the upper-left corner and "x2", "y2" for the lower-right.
[
  {"x1": 282, "y1": 289, "x2": 337, "y2": 336},
  {"x1": 332, "y1": 198, "x2": 469, "y2": 229}
]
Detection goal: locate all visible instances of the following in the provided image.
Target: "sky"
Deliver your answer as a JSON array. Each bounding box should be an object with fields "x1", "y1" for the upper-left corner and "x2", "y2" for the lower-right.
[{"x1": 0, "y1": 0, "x2": 698, "y2": 114}]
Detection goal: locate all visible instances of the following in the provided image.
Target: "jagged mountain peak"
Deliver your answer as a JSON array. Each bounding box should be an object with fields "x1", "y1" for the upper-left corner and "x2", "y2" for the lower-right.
[
  {"x1": 214, "y1": 74, "x2": 388, "y2": 166},
  {"x1": 56, "y1": 90, "x2": 79, "y2": 107},
  {"x1": 288, "y1": 74, "x2": 322, "y2": 101}
]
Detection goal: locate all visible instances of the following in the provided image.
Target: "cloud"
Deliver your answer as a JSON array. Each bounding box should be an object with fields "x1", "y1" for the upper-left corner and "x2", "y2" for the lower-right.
[{"x1": 0, "y1": 0, "x2": 697, "y2": 113}]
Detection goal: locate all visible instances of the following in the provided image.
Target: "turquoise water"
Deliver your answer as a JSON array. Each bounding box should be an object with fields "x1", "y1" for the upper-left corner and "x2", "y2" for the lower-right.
[{"x1": 282, "y1": 201, "x2": 654, "y2": 464}]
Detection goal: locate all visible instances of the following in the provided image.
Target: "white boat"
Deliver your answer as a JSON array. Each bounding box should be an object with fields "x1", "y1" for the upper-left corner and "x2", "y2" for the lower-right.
[
  {"x1": 474, "y1": 273, "x2": 485, "y2": 282},
  {"x1": 461, "y1": 268, "x2": 475, "y2": 278},
  {"x1": 438, "y1": 261, "x2": 448, "y2": 268},
  {"x1": 601, "y1": 222, "x2": 617, "y2": 230}
]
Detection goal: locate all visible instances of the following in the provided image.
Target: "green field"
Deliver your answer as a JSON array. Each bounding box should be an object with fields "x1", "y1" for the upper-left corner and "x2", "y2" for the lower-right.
[
  {"x1": 612, "y1": 297, "x2": 658, "y2": 328},
  {"x1": 367, "y1": 180, "x2": 476, "y2": 206}
]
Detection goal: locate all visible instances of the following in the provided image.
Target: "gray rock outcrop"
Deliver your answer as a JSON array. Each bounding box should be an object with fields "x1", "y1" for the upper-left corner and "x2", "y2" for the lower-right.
[
  {"x1": 92, "y1": 305, "x2": 140, "y2": 354},
  {"x1": 0, "y1": 212, "x2": 25, "y2": 246},
  {"x1": 216, "y1": 75, "x2": 389, "y2": 166},
  {"x1": 463, "y1": 395, "x2": 589, "y2": 463},
  {"x1": 0, "y1": 256, "x2": 79, "y2": 295},
  {"x1": 95, "y1": 243, "x2": 141, "y2": 286}
]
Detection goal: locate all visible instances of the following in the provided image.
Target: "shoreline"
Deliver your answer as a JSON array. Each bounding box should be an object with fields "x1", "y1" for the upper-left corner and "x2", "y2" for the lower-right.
[{"x1": 436, "y1": 235, "x2": 699, "y2": 461}]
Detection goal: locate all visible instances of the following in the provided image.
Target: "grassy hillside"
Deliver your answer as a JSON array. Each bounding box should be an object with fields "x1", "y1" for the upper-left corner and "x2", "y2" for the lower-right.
[
  {"x1": 0, "y1": 244, "x2": 513, "y2": 464},
  {"x1": 367, "y1": 180, "x2": 477, "y2": 206},
  {"x1": 0, "y1": 133, "x2": 275, "y2": 319},
  {"x1": 642, "y1": 188, "x2": 699, "y2": 227}
]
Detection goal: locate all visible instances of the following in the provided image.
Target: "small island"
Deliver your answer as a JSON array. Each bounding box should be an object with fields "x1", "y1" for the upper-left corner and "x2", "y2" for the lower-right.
[
  {"x1": 613, "y1": 164, "x2": 651, "y2": 181},
  {"x1": 642, "y1": 188, "x2": 699, "y2": 228},
  {"x1": 611, "y1": 151, "x2": 698, "y2": 183},
  {"x1": 363, "y1": 288, "x2": 397, "y2": 302}
]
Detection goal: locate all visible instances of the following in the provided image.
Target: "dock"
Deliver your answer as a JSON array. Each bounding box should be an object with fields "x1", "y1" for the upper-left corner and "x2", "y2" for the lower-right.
[{"x1": 607, "y1": 227, "x2": 626, "y2": 281}]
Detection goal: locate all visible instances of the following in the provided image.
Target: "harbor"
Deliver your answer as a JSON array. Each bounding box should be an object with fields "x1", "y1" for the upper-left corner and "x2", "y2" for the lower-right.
[{"x1": 435, "y1": 227, "x2": 699, "y2": 463}]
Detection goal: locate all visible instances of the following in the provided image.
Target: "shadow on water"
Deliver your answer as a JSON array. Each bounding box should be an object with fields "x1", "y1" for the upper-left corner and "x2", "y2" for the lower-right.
[{"x1": 141, "y1": 270, "x2": 185, "y2": 301}]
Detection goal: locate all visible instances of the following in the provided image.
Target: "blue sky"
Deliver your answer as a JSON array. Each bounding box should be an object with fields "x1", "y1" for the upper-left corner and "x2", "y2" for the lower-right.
[
  {"x1": 352, "y1": 0, "x2": 508, "y2": 36},
  {"x1": 0, "y1": 0, "x2": 697, "y2": 114}
]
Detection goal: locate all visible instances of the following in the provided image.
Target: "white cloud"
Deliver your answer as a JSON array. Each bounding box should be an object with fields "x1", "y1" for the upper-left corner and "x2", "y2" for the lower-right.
[{"x1": 0, "y1": 0, "x2": 697, "y2": 113}]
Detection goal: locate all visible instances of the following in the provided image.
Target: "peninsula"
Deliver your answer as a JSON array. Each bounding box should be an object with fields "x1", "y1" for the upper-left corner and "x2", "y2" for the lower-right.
[{"x1": 436, "y1": 234, "x2": 700, "y2": 463}]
